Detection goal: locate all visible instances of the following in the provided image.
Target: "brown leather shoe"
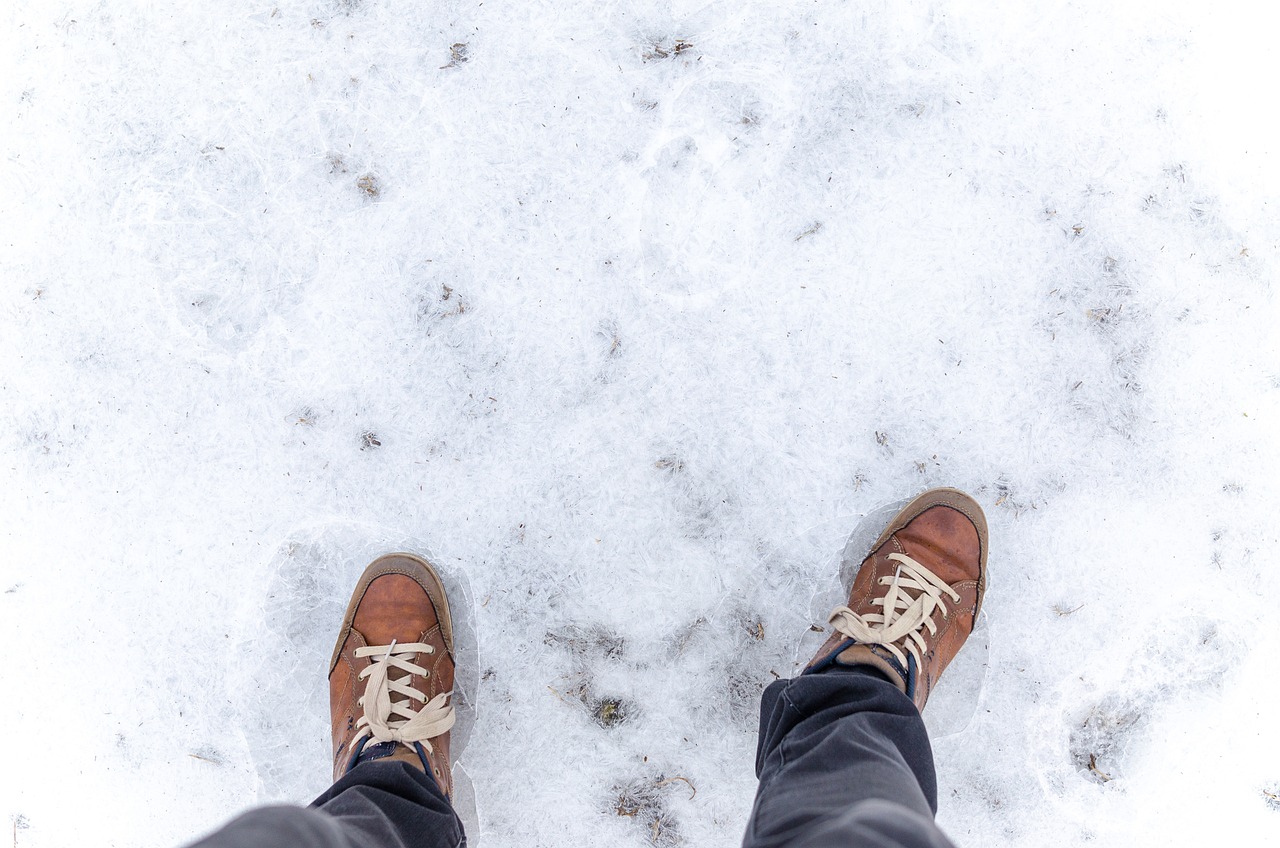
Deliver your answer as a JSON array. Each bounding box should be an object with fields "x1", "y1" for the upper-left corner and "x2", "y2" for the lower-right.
[
  {"x1": 807, "y1": 488, "x2": 988, "y2": 711},
  {"x1": 328, "y1": 553, "x2": 458, "y2": 795}
]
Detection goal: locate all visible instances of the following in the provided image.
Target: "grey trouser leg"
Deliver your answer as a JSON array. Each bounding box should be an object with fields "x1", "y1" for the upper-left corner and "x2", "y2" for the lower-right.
[
  {"x1": 743, "y1": 668, "x2": 958, "y2": 848},
  {"x1": 186, "y1": 760, "x2": 463, "y2": 848},
  {"x1": 187, "y1": 805, "x2": 355, "y2": 848}
]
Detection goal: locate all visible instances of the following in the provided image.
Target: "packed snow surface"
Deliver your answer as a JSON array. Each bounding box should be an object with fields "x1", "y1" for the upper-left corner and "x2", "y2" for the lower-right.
[{"x1": 3, "y1": 1, "x2": 1279, "y2": 846}]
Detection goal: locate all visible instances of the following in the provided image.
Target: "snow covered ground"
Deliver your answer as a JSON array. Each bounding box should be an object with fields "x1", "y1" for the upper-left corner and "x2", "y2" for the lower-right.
[{"x1": 3, "y1": 0, "x2": 1278, "y2": 845}]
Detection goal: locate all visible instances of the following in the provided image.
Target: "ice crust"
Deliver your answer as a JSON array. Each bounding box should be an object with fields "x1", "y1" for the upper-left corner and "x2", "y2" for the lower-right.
[{"x1": 3, "y1": 1, "x2": 1279, "y2": 846}]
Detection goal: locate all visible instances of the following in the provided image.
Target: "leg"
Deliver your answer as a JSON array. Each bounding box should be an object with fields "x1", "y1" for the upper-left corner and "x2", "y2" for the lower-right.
[
  {"x1": 791, "y1": 800, "x2": 956, "y2": 848},
  {"x1": 184, "y1": 553, "x2": 467, "y2": 848},
  {"x1": 186, "y1": 759, "x2": 462, "y2": 848},
  {"x1": 743, "y1": 669, "x2": 954, "y2": 848},
  {"x1": 745, "y1": 488, "x2": 988, "y2": 848},
  {"x1": 309, "y1": 758, "x2": 463, "y2": 848},
  {"x1": 185, "y1": 807, "x2": 354, "y2": 848}
]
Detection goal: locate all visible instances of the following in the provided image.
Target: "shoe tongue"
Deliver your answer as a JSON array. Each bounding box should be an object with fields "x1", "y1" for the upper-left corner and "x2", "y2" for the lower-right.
[
  {"x1": 354, "y1": 740, "x2": 400, "y2": 767},
  {"x1": 835, "y1": 643, "x2": 909, "y2": 693},
  {"x1": 352, "y1": 740, "x2": 430, "y2": 773}
]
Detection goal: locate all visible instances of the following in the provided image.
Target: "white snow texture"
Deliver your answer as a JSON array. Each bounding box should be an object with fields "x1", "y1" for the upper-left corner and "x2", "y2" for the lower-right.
[{"x1": 2, "y1": 0, "x2": 1279, "y2": 846}]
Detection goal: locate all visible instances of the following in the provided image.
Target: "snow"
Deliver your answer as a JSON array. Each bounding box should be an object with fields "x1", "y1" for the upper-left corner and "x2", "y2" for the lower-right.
[{"x1": 2, "y1": 0, "x2": 1278, "y2": 846}]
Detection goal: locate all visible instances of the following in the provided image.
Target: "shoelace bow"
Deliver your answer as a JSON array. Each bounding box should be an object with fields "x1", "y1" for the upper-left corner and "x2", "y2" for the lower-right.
[
  {"x1": 828, "y1": 553, "x2": 962, "y2": 672},
  {"x1": 349, "y1": 641, "x2": 456, "y2": 756}
]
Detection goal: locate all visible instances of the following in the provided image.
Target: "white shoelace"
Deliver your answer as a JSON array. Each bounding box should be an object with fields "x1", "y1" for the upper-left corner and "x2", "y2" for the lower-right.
[
  {"x1": 828, "y1": 553, "x2": 962, "y2": 672},
  {"x1": 348, "y1": 641, "x2": 456, "y2": 756}
]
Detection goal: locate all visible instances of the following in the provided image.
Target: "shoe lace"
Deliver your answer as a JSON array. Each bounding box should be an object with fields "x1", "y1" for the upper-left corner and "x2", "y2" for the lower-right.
[
  {"x1": 828, "y1": 553, "x2": 962, "y2": 672},
  {"x1": 348, "y1": 641, "x2": 456, "y2": 756}
]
